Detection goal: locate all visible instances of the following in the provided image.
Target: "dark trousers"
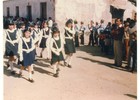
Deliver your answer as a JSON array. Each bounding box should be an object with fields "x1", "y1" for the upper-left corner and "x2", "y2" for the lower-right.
[
  {"x1": 100, "y1": 39, "x2": 105, "y2": 52},
  {"x1": 75, "y1": 34, "x2": 79, "y2": 47},
  {"x1": 80, "y1": 34, "x2": 84, "y2": 45},
  {"x1": 131, "y1": 54, "x2": 137, "y2": 72},
  {"x1": 88, "y1": 33, "x2": 94, "y2": 46},
  {"x1": 114, "y1": 40, "x2": 123, "y2": 67},
  {"x1": 105, "y1": 45, "x2": 109, "y2": 55}
]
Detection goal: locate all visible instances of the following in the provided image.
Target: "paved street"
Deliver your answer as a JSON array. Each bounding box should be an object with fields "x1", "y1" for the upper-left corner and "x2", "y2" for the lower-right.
[{"x1": 4, "y1": 36, "x2": 137, "y2": 100}]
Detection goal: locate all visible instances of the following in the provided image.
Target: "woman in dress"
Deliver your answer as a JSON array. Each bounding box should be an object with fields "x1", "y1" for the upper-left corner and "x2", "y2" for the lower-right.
[
  {"x1": 64, "y1": 19, "x2": 76, "y2": 68},
  {"x1": 18, "y1": 29, "x2": 36, "y2": 82},
  {"x1": 50, "y1": 27, "x2": 64, "y2": 77}
]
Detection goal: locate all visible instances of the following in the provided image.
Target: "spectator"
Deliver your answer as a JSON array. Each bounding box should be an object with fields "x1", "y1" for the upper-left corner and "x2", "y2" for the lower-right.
[
  {"x1": 124, "y1": 22, "x2": 130, "y2": 61},
  {"x1": 79, "y1": 21, "x2": 86, "y2": 45},
  {"x1": 112, "y1": 18, "x2": 124, "y2": 67}
]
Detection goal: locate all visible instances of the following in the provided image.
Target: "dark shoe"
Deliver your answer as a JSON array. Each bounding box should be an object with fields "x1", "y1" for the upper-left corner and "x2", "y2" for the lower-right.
[
  {"x1": 53, "y1": 73, "x2": 59, "y2": 78},
  {"x1": 11, "y1": 71, "x2": 16, "y2": 75},
  {"x1": 34, "y1": 59, "x2": 37, "y2": 62},
  {"x1": 64, "y1": 62, "x2": 68, "y2": 66},
  {"x1": 40, "y1": 54, "x2": 42, "y2": 58},
  {"x1": 59, "y1": 63, "x2": 64, "y2": 66},
  {"x1": 56, "y1": 68, "x2": 60, "y2": 72},
  {"x1": 18, "y1": 73, "x2": 22, "y2": 78},
  {"x1": 7, "y1": 64, "x2": 10, "y2": 69},
  {"x1": 28, "y1": 78, "x2": 34, "y2": 83},
  {"x1": 112, "y1": 64, "x2": 117, "y2": 66},
  {"x1": 125, "y1": 66, "x2": 131, "y2": 70},
  {"x1": 67, "y1": 65, "x2": 72, "y2": 68},
  {"x1": 32, "y1": 71, "x2": 34, "y2": 74},
  {"x1": 116, "y1": 65, "x2": 121, "y2": 67}
]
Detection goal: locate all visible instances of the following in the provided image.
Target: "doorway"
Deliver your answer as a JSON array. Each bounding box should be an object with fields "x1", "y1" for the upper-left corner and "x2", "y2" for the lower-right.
[
  {"x1": 40, "y1": 2, "x2": 47, "y2": 20},
  {"x1": 110, "y1": 5, "x2": 125, "y2": 20},
  {"x1": 27, "y1": 5, "x2": 32, "y2": 21}
]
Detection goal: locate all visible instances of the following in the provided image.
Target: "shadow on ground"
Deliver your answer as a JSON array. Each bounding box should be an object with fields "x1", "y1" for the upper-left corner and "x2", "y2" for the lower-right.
[
  {"x1": 4, "y1": 66, "x2": 19, "y2": 78},
  {"x1": 124, "y1": 94, "x2": 137, "y2": 99},
  {"x1": 34, "y1": 66, "x2": 54, "y2": 76},
  {"x1": 76, "y1": 45, "x2": 114, "y2": 59},
  {"x1": 4, "y1": 58, "x2": 54, "y2": 78},
  {"x1": 77, "y1": 56, "x2": 129, "y2": 73}
]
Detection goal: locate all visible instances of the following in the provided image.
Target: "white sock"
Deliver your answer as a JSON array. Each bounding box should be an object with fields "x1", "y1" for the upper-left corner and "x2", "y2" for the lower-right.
[
  {"x1": 19, "y1": 69, "x2": 22, "y2": 74},
  {"x1": 15, "y1": 58, "x2": 19, "y2": 65},
  {"x1": 65, "y1": 55, "x2": 69, "y2": 63},
  {"x1": 29, "y1": 73, "x2": 32, "y2": 79},
  {"x1": 57, "y1": 63, "x2": 59, "y2": 69},
  {"x1": 53, "y1": 64, "x2": 57, "y2": 74},
  {"x1": 31, "y1": 64, "x2": 34, "y2": 71},
  {"x1": 9, "y1": 61, "x2": 14, "y2": 71},
  {"x1": 68, "y1": 56, "x2": 72, "y2": 65}
]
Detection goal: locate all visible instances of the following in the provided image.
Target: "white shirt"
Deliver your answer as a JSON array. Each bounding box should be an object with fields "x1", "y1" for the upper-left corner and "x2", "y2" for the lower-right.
[{"x1": 48, "y1": 20, "x2": 53, "y2": 28}]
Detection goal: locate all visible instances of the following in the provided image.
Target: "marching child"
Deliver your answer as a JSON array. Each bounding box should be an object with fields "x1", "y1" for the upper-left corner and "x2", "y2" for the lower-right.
[
  {"x1": 4, "y1": 21, "x2": 20, "y2": 75},
  {"x1": 64, "y1": 19, "x2": 76, "y2": 68},
  {"x1": 38, "y1": 21, "x2": 51, "y2": 59},
  {"x1": 18, "y1": 29, "x2": 36, "y2": 82},
  {"x1": 50, "y1": 27, "x2": 64, "y2": 77},
  {"x1": 28, "y1": 23, "x2": 38, "y2": 74}
]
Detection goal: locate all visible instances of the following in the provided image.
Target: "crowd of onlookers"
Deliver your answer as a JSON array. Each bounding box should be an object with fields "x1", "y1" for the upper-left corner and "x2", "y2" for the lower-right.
[{"x1": 73, "y1": 13, "x2": 137, "y2": 73}]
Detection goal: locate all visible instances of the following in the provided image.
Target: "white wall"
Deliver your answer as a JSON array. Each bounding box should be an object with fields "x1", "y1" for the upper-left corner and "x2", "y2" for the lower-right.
[
  {"x1": 55, "y1": 0, "x2": 112, "y2": 32},
  {"x1": 3, "y1": 0, "x2": 55, "y2": 20},
  {"x1": 54, "y1": 0, "x2": 136, "y2": 32}
]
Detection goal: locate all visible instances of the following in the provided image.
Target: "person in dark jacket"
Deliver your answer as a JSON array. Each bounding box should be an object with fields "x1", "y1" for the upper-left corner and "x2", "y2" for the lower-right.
[
  {"x1": 112, "y1": 18, "x2": 124, "y2": 67},
  {"x1": 129, "y1": 33, "x2": 137, "y2": 73},
  {"x1": 88, "y1": 20, "x2": 96, "y2": 46}
]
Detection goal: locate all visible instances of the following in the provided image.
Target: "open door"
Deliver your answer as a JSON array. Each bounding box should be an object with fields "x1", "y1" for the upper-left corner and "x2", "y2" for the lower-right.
[
  {"x1": 110, "y1": 5, "x2": 125, "y2": 20},
  {"x1": 40, "y1": 2, "x2": 47, "y2": 20},
  {"x1": 27, "y1": 5, "x2": 32, "y2": 21}
]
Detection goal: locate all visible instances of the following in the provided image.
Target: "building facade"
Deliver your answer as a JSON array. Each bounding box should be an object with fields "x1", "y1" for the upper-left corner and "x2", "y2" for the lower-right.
[
  {"x1": 3, "y1": 0, "x2": 136, "y2": 30},
  {"x1": 3, "y1": 0, "x2": 55, "y2": 20}
]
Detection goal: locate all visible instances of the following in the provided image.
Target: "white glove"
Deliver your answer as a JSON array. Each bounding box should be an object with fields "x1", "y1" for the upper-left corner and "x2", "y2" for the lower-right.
[
  {"x1": 70, "y1": 37, "x2": 73, "y2": 39},
  {"x1": 13, "y1": 40, "x2": 18, "y2": 44},
  {"x1": 55, "y1": 50, "x2": 60, "y2": 56},
  {"x1": 20, "y1": 56, "x2": 23, "y2": 61},
  {"x1": 58, "y1": 49, "x2": 62, "y2": 52},
  {"x1": 9, "y1": 41, "x2": 14, "y2": 45},
  {"x1": 45, "y1": 35, "x2": 49, "y2": 38},
  {"x1": 26, "y1": 49, "x2": 31, "y2": 53}
]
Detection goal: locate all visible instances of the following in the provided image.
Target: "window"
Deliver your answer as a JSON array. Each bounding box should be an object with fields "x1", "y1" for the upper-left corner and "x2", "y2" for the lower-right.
[
  {"x1": 7, "y1": 7, "x2": 10, "y2": 17},
  {"x1": 16, "y1": 6, "x2": 19, "y2": 17}
]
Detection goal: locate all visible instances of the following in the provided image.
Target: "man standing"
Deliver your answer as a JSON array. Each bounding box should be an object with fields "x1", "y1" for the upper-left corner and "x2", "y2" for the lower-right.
[
  {"x1": 74, "y1": 20, "x2": 80, "y2": 47},
  {"x1": 88, "y1": 20, "x2": 96, "y2": 46},
  {"x1": 112, "y1": 18, "x2": 124, "y2": 67},
  {"x1": 79, "y1": 22, "x2": 86, "y2": 45}
]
